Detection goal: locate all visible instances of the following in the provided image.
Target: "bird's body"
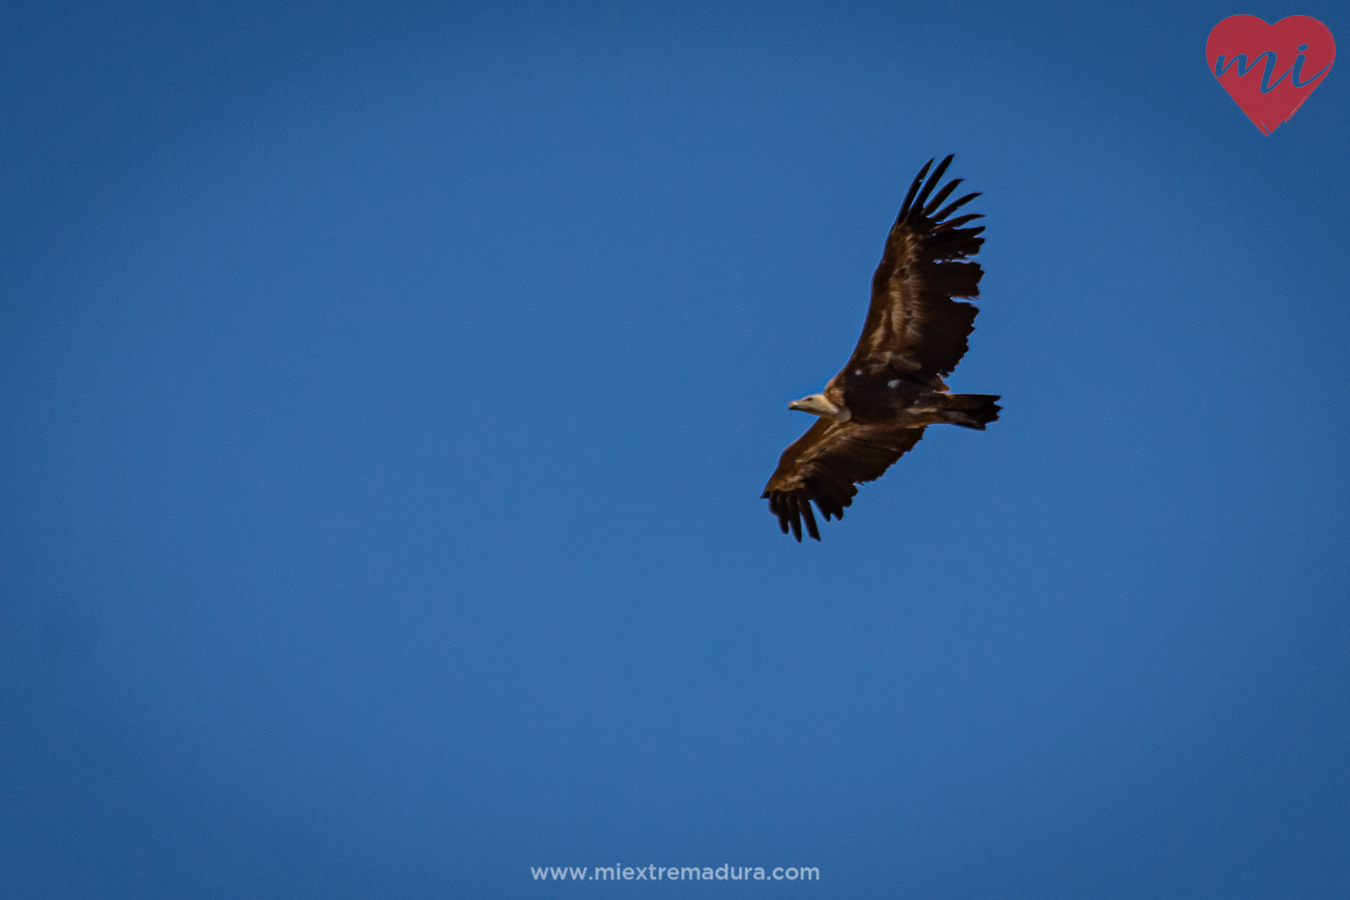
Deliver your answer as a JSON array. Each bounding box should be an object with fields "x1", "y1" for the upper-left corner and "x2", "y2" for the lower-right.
[{"x1": 762, "y1": 155, "x2": 1000, "y2": 541}]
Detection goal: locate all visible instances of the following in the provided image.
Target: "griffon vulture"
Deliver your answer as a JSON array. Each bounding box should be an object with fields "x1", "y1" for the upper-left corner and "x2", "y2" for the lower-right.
[{"x1": 762, "y1": 155, "x2": 1000, "y2": 541}]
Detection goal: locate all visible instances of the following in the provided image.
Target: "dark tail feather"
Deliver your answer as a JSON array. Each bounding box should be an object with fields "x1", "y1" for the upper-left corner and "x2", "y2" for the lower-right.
[{"x1": 940, "y1": 394, "x2": 1001, "y2": 430}]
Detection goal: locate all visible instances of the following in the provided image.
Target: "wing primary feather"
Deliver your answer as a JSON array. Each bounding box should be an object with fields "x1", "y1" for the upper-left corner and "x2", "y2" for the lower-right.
[
  {"x1": 911, "y1": 154, "x2": 954, "y2": 215},
  {"x1": 800, "y1": 496, "x2": 820, "y2": 541},
  {"x1": 944, "y1": 212, "x2": 984, "y2": 229},
  {"x1": 934, "y1": 192, "x2": 981, "y2": 222},
  {"x1": 898, "y1": 158, "x2": 933, "y2": 220},
  {"x1": 921, "y1": 178, "x2": 962, "y2": 218},
  {"x1": 787, "y1": 496, "x2": 802, "y2": 542}
]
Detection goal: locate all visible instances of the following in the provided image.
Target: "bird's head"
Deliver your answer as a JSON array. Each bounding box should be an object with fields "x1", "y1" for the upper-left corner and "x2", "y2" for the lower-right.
[{"x1": 788, "y1": 393, "x2": 851, "y2": 422}]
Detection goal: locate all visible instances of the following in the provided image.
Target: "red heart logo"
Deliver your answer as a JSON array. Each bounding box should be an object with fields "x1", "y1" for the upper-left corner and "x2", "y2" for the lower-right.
[{"x1": 1206, "y1": 15, "x2": 1336, "y2": 134}]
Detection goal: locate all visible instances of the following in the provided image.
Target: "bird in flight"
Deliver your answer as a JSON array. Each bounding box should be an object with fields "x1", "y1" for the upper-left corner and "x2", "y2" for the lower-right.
[{"x1": 762, "y1": 155, "x2": 1000, "y2": 541}]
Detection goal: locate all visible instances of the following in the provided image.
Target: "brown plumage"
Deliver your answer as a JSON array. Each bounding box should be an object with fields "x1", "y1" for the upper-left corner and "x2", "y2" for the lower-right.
[{"x1": 762, "y1": 155, "x2": 1000, "y2": 541}]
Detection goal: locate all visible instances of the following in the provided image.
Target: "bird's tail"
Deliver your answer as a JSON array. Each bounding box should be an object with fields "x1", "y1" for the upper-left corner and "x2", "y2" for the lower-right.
[{"x1": 940, "y1": 393, "x2": 1001, "y2": 430}]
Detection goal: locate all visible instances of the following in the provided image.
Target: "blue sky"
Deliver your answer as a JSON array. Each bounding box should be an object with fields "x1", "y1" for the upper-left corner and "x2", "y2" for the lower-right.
[{"x1": 3, "y1": 1, "x2": 1348, "y2": 897}]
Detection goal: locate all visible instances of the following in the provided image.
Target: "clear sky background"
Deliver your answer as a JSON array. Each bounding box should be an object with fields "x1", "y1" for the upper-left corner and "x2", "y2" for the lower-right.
[{"x1": 3, "y1": 1, "x2": 1348, "y2": 897}]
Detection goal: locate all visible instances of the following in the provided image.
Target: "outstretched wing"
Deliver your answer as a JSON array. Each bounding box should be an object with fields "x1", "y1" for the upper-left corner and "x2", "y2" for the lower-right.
[
  {"x1": 761, "y1": 419, "x2": 928, "y2": 541},
  {"x1": 843, "y1": 155, "x2": 986, "y2": 381}
]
